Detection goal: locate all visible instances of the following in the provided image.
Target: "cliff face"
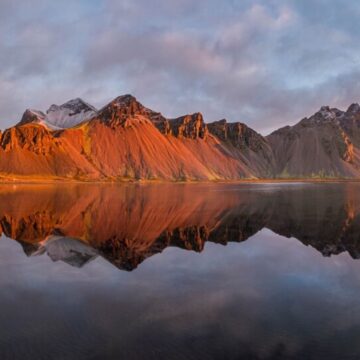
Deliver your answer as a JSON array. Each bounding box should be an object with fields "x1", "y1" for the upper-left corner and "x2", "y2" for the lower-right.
[
  {"x1": 169, "y1": 113, "x2": 208, "y2": 139},
  {"x1": 208, "y1": 119, "x2": 276, "y2": 177},
  {"x1": 208, "y1": 119, "x2": 263, "y2": 150},
  {"x1": 1, "y1": 125, "x2": 56, "y2": 154},
  {"x1": 0, "y1": 123, "x2": 101, "y2": 179},
  {"x1": 3, "y1": 95, "x2": 360, "y2": 180}
]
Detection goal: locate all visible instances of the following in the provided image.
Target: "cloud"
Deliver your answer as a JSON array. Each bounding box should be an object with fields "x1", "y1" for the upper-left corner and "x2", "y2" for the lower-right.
[{"x1": 1, "y1": 0, "x2": 360, "y2": 134}]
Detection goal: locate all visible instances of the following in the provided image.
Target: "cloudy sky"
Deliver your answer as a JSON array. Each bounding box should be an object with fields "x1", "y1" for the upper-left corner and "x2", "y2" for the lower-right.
[{"x1": 1, "y1": 0, "x2": 360, "y2": 134}]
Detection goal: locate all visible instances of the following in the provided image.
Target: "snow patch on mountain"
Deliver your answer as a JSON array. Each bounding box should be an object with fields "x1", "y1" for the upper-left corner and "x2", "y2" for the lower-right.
[
  {"x1": 19, "y1": 98, "x2": 97, "y2": 130},
  {"x1": 45, "y1": 98, "x2": 97, "y2": 128},
  {"x1": 32, "y1": 235, "x2": 99, "y2": 268}
]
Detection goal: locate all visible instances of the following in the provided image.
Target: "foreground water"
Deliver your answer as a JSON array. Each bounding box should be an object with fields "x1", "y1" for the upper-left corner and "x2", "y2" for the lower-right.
[{"x1": 1, "y1": 182, "x2": 360, "y2": 359}]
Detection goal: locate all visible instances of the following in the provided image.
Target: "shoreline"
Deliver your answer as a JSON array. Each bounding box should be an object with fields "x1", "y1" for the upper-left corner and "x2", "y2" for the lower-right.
[{"x1": 0, "y1": 177, "x2": 359, "y2": 185}]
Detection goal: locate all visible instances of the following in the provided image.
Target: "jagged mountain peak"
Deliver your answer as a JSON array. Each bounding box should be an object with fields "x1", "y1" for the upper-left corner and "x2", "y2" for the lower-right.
[
  {"x1": 170, "y1": 112, "x2": 205, "y2": 123},
  {"x1": 293, "y1": 106, "x2": 344, "y2": 128},
  {"x1": 207, "y1": 118, "x2": 272, "y2": 157},
  {"x1": 315, "y1": 106, "x2": 343, "y2": 121},
  {"x1": 346, "y1": 103, "x2": 360, "y2": 114},
  {"x1": 19, "y1": 109, "x2": 45, "y2": 124},
  {"x1": 112, "y1": 94, "x2": 138, "y2": 105},
  {"x1": 98, "y1": 96, "x2": 208, "y2": 138},
  {"x1": 100, "y1": 94, "x2": 145, "y2": 111},
  {"x1": 18, "y1": 109, "x2": 64, "y2": 130},
  {"x1": 45, "y1": 98, "x2": 97, "y2": 128},
  {"x1": 18, "y1": 98, "x2": 97, "y2": 130},
  {"x1": 209, "y1": 118, "x2": 253, "y2": 129},
  {"x1": 98, "y1": 94, "x2": 147, "y2": 126},
  {"x1": 96, "y1": 94, "x2": 171, "y2": 132},
  {"x1": 47, "y1": 98, "x2": 97, "y2": 114},
  {"x1": 168, "y1": 112, "x2": 207, "y2": 139}
]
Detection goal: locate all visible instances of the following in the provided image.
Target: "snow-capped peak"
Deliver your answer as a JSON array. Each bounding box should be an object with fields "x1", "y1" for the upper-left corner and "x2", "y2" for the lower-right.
[
  {"x1": 48, "y1": 98, "x2": 97, "y2": 114},
  {"x1": 45, "y1": 98, "x2": 97, "y2": 128},
  {"x1": 18, "y1": 98, "x2": 98, "y2": 130},
  {"x1": 18, "y1": 109, "x2": 64, "y2": 130}
]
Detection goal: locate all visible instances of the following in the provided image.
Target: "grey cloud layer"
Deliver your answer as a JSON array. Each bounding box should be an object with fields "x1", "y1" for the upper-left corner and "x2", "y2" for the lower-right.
[{"x1": 1, "y1": 0, "x2": 360, "y2": 133}]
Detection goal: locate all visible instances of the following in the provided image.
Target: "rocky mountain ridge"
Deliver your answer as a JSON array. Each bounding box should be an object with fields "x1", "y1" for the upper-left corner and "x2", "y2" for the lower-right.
[
  {"x1": 2, "y1": 94, "x2": 360, "y2": 180},
  {"x1": 268, "y1": 103, "x2": 360, "y2": 178}
]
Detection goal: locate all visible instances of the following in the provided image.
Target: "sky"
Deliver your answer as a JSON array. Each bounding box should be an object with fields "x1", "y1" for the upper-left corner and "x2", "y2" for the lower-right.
[{"x1": 1, "y1": 0, "x2": 360, "y2": 134}]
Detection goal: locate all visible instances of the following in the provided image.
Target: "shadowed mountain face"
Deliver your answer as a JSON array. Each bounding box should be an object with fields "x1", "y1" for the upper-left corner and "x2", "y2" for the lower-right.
[
  {"x1": 1, "y1": 183, "x2": 360, "y2": 270},
  {"x1": 267, "y1": 104, "x2": 360, "y2": 178},
  {"x1": 7, "y1": 95, "x2": 360, "y2": 180}
]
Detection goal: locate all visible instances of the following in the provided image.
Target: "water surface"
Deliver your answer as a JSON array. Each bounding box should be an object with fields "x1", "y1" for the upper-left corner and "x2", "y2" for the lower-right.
[{"x1": 1, "y1": 182, "x2": 360, "y2": 359}]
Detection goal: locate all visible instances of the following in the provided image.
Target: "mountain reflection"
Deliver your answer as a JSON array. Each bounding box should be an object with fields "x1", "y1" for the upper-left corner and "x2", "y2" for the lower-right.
[{"x1": 0, "y1": 182, "x2": 360, "y2": 270}]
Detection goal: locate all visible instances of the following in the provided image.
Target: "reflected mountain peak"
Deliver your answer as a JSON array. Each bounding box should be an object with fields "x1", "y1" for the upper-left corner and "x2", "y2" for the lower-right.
[
  {"x1": 19, "y1": 235, "x2": 99, "y2": 268},
  {"x1": 1, "y1": 183, "x2": 360, "y2": 270},
  {"x1": 44, "y1": 236, "x2": 99, "y2": 268}
]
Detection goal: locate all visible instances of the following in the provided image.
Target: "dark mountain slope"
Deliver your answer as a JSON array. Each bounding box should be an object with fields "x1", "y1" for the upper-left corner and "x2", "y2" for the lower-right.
[{"x1": 267, "y1": 105, "x2": 360, "y2": 178}]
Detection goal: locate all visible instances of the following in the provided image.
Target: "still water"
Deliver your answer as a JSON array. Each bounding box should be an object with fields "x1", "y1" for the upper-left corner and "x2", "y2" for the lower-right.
[{"x1": 1, "y1": 182, "x2": 360, "y2": 359}]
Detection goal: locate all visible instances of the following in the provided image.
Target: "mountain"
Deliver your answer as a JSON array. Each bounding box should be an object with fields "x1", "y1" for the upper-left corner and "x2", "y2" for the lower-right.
[
  {"x1": 18, "y1": 98, "x2": 97, "y2": 130},
  {"x1": 0, "y1": 94, "x2": 275, "y2": 181},
  {"x1": 267, "y1": 104, "x2": 360, "y2": 178},
  {"x1": 208, "y1": 119, "x2": 276, "y2": 177},
  {"x1": 2, "y1": 94, "x2": 360, "y2": 181}
]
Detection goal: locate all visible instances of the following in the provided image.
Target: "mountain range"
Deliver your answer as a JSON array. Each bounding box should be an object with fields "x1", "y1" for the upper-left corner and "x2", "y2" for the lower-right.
[{"x1": 2, "y1": 95, "x2": 360, "y2": 180}]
